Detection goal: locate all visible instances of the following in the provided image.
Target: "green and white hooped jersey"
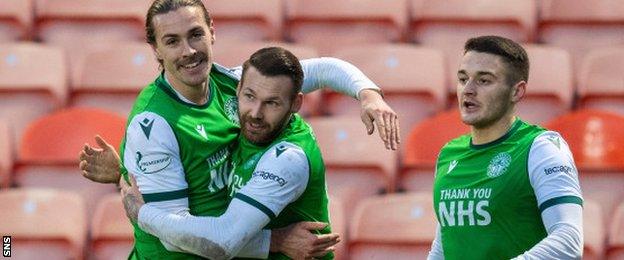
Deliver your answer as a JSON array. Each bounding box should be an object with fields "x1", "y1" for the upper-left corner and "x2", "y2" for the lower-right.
[
  {"x1": 433, "y1": 119, "x2": 583, "y2": 260},
  {"x1": 120, "y1": 64, "x2": 242, "y2": 260},
  {"x1": 228, "y1": 114, "x2": 332, "y2": 260}
]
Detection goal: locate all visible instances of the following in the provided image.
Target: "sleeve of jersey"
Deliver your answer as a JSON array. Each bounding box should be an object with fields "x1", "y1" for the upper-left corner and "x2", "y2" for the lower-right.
[
  {"x1": 427, "y1": 224, "x2": 445, "y2": 260},
  {"x1": 299, "y1": 57, "x2": 381, "y2": 99},
  {"x1": 235, "y1": 142, "x2": 310, "y2": 220},
  {"x1": 123, "y1": 112, "x2": 189, "y2": 213},
  {"x1": 139, "y1": 199, "x2": 271, "y2": 260},
  {"x1": 527, "y1": 131, "x2": 583, "y2": 213}
]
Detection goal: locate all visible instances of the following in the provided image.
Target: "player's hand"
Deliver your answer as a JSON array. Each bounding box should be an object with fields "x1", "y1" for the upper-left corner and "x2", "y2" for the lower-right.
[
  {"x1": 270, "y1": 222, "x2": 340, "y2": 260},
  {"x1": 120, "y1": 174, "x2": 144, "y2": 223},
  {"x1": 359, "y1": 89, "x2": 400, "y2": 150},
  {"x1": 79, "y1": 135, "x2": 121, "y2": 184}
]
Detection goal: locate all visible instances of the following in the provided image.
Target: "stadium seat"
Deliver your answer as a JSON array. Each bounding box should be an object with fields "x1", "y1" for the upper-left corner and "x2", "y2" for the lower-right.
[
  {"x1": 307, "y1": 116, "x2": 398, "y2": 214},
  {"x1": 285, "y1": 0, "x2": 408, "y2": 55},
  {"x1": 0, "y1": 0, "x2": 33, "y2": 42},
  {"x1": 349, "y1": 192, "x2": 437, "y2": 259},
  {"x1": 213, "y1": 41, "x2": 320, "y2": 69},
  {"x1": 329, "y1": 195, "x2": 347, "y2": 260},
  {"x1": 539, "y1": 0, "x2": 624, "y2": 70},
  {"x1": 609, "y1": 202, "x2": 624, "y2": 260},
  {"x1": 0, "y1": 121, "x2": 12, "y2": 188},
  {"x1": 400, "y1": 109, "x2": 469, "y2": 192},
  {"x1": 90, "y1": 193, "x2": 133, "y2": 260},
  {"x1": 35, "y1": 0, "x2": 147, "y2": 48},
  {"x1": 35, "y1": 0, "x2": 150, "y2": 84},
  {"x1": 15, "y1": 107, "x2": 125, "y2": 217},
  {"x1": 329, "y1": 44, "x2": 447, "y2": 143},
  {"x1": 0, "y1": 188, "x2": 86, "y2": 260},
  {"x1": 70, "y1": 42, "x2": 159, "y2": 116},
  {"x1": 546, "y1": 109, "x2": 624, "y2": 228},
  {"x1": 577, "y1": 46, "x2": 624, "y2": 116},
  {"x1": 0, "y1": 42, "x2": 67, "y2": 147},
  {"x1": 516, "y1": 44, "x2": 573, "y2": 124},
  {"x1": 410, "y1": 0, "x2": 537, "y2": 91},
  {"x1": 545, "y1": 109, "x2": 624, "y2": 173},
  {"x1": 201, "y1": 0, "x2": 282, "y2": 41},
  {"x1": 584, "y1": 199, "x2": 606, "y2": 260},
  {"x1": 212, "y1": 40, "x2": 322, "y2": 117}
]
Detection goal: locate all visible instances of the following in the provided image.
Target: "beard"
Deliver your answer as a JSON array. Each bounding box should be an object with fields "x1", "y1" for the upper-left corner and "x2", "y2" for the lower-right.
[{"x1": 239, "y1": 112, "x2": 292, "y2": 145}]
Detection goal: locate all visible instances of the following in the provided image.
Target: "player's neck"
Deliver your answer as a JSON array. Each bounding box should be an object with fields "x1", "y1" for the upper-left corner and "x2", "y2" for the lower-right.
[
  {"x1": 165, "y1": 71, "x2": 209, "y2": 105},
  {"x1": 471, "y1": 114, "x2": 517, "y2": 145}
]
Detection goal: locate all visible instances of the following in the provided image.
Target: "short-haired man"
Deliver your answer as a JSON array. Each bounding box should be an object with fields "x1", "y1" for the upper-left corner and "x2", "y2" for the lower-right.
[{"x1": 427, "y1": 36, "x2": 583, "y2": 259}]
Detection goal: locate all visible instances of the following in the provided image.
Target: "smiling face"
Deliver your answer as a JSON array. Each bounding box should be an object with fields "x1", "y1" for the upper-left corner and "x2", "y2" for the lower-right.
[
  {"x1": 150, "y1": 6, "x2": 214, "y2": 89},
  {"x1": 456, "y1": 51, "x2": 518, "y2": 129},
  {"x1": 237, "y1": 65, "x2": 302, "y2": 145}
]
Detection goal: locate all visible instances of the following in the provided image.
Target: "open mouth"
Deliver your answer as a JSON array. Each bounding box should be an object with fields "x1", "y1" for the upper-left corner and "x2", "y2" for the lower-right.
[
  {"x1": 179, "y1": 56, "x2": 206, "y2": 70},
  {"x1": 463, "y1": 100, "x2": 479, "y2": 110}
]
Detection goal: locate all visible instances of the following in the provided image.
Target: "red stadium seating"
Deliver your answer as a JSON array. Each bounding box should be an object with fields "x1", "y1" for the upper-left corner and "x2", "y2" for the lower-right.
[
  {"x1": 285, "y1": 0, "x2": 408, "y2": 55},
  {"x1": 609, "y1": 202, "x2": 624, "y2": 260},
  {"x1": 90, "y1": 193, "x2": 134, "y2": 260},
  {"x1": 212, "y1": 40, "x2": 322, "y2": 117},
  {"x1": 0, "y1": 42, "x2": 67, "y2": 147},
  {"x1": 71, "y1": 42, "x2": 159, "y2": 116},
  {"x1": 546, "y1": 109, "x2": 624, "y2": 230},
  {"x1": 0, "y1": 0, "x2": 33, "y2": 42},
  {"x1": 15, "y1": 107, "x2": 125, "y2": 217},
  {"x1": 539, "y1": 0, "x2": 624, "y2": 70},
  {"x1": 0, "y1": 188, "x2": 86, "y2": 260},
  {"x1": 329, "y1": 44, "x2": 447, "y2": 143},
  {"x1": 578, "y1": 46, "x2": 624, "y2": 116},
  {"x1": 400, "y1": 109, "x2": 469, "y2": 192},
  {"x1": 410, "y1": 0, "x2": 537, "y2": 91},
  {"x1": 201, "y1": 0, "x2": 283, "y2": 42},
  {"x1": 0, "y1": 121, "x2": 12, "y2": 188},
  {"x1": 349, "y1": 192, "x2": 437, "y2": 259},
  {"x1": 307, "y1": 116, "x2": 398, "y2": 214},
  {"x1": 545, "y1": 109, "x2": 624, "y2": 173},
  {"x1": 584, "y1": 199, "x2": 606, "y2": 260},
  {"x1": 516, "y1": 45, "x2": 573, "y2": 124},
  {"x1": 329, "y1": 195, "x2": 347, "y2": 260},
  {"x1": 35, "y1": 0, "x2": 147, "y2": 47},
  {"x1": 35, "y1": 0, "x2": 150, "y2": 83}
]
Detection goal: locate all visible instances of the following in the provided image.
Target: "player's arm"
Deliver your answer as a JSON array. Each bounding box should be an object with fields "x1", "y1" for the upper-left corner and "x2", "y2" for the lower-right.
[
  {"x1": 427, "y1": 225, "x2": 445, "y2": 260},
  {"x1": 135, "y1": 142, "x2": 337, "y2": 259},
  {"x1": 512, "y1": 131, "x2": 583, "y2": 260},
  {"x1": 300, "y1": 57, "x2": 400, "y2": 150}
]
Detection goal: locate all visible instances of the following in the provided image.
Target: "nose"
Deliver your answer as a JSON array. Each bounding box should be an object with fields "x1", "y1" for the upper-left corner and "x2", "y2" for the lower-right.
[
  {"x1": 181, "y1": 39, "x2": 197, "y2": 57},
  {"x1": 249, "y1": 103, "x2": 263, "y2": 120},
  {"x1": 460, "y1": 79, "x2": 476, "y2": 97}
]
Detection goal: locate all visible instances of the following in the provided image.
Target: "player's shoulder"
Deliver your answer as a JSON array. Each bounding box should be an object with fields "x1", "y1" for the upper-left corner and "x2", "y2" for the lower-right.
[
  {"x1": 126, "y1": 112, "x2": 176, "y2": 146},
  {"x1": 262, "y1": 141, "x2": 306, "y2": 163},
  {"x1": 442, "y1": 133, "x2": 472, "y2": 151},
  {"x1": 529, "y1": 130, "x2": 569, "y2": 153}
]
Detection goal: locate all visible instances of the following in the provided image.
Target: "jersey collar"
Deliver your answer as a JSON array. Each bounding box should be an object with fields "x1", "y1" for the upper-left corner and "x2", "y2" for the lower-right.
[
  {"x1": 155, "y1": 71, "x2": 214, "y2": 109},
  {"x1": 470, "y1": 118, "x2": 523, "y2": 150}
]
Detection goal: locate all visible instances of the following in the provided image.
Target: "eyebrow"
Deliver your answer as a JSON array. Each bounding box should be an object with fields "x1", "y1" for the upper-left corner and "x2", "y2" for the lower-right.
[
  {"x1": 161, "y1": 26, "x2": 204, "y2": 40},
  {"x1": 243, "y1": 86, "x2": 282, "y2": 101},
  {"x1": 457, "y1": 70, "x2": 497, "y2": 78}
]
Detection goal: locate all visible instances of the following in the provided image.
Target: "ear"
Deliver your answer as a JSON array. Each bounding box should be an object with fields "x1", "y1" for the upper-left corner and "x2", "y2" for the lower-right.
[
  {"x1": 150, "y1": 43, "x2": 162, "y2": 62},
  {"x1": 209, "y1": 20, "x2": 216, "y2": 45},
  {"x1": 511, "y1": 81, "x2": 526, "y2": 103},
  {"x1": 290, "y1": 92, "x2": 303, "y2": 113}
]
